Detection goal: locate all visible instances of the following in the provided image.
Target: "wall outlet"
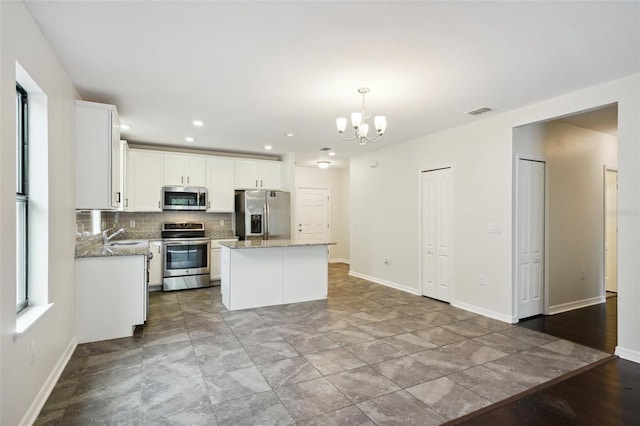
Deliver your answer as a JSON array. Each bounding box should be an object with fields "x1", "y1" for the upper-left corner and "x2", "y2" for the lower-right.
[
  {"x1": 29, "y1": 341, "x2": 36, "y2": 366},
  {"x1": 130, "y1": 220, "x2": 136, "y2": 228},
  {"x1": 384, "y1": 257, "x2": 390, "y2": 265},
  {"x1": 219, "y1": 219, "x2": 225, "y2": 226},
  {"x1": 479, "y1": 274, "x2": 486, "y2": 286}
]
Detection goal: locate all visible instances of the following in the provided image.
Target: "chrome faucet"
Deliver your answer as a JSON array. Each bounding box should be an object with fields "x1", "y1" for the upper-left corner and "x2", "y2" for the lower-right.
[{"x1": 103, "y1": 227, "x2": 126, "y2": 244}]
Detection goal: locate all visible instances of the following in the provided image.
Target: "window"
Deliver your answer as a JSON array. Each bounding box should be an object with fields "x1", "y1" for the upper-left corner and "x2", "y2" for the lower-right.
[{"x1": 16, "y1": 84, "x2": 28, "y2": 313}]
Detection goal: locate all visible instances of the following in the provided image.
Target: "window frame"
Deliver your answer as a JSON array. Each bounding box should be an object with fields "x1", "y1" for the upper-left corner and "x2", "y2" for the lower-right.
[{"x1": 16, "y1": 83, "x2": 29, "y2": 314}]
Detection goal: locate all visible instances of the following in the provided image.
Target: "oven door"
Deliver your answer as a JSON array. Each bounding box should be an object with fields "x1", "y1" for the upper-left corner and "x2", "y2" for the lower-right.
[{"x1": 163, "y1": 240, "x2": 210, "y2": 277}]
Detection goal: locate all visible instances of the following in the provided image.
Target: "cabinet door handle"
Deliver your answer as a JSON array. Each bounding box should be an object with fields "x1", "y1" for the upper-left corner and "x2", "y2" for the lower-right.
[
  {"x1": 158, "y1": 201, "x2": 161, "y2": 209},
  {"x1": 255, "y1": 180, "x2": 258, "y2": 187},
  {"x1": 208, "y1": 201, "x2": 211, "y2": 209},
  {"x1": 260, "y1": 180, "x2": 263, "y2": 187},
  {"x1": 187, "y1": 176, "x2": 190, "y2": 184},
  {"x1": 116, "y1": 192, "x2": 121, "y2": 203},
  {"x1": 181, "y1": 176, "x2": 184, "y2": 184},
  {"x1": 125, "y1": 198, "x2": 128, "y2": 208}
]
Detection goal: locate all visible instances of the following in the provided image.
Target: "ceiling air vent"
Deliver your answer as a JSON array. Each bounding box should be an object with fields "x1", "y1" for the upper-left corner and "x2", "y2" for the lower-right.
[
  {"x1": 465, "y1": 107, "x2": 493, "y2": 116},
  {"x1": 320, "y1": 147, "x2": 332, "y2": 151}
]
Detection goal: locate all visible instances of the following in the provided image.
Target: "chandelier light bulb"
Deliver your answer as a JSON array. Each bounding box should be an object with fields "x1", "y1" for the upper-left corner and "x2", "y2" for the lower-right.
[
  {"x1": 336, "y1": 117, "x2": 347, "y2": 133},
  {"x1": 375, "y1": 116, "x2": 387, "y2": 134},
  {"x1": 359, "y1": 123, "x2": 369, "y2": 138},
  {"x1": 351, "y1": 112, "x2": 362, "y2": 129},
  {"x1": 317, "y1": 161, "x2": 331, "y2": 169}
]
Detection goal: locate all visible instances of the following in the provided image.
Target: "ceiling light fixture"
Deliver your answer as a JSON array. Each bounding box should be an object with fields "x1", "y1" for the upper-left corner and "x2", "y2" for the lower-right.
[
  {"x1": 317, "y1": 161, "x2": 331, "y2": 169},
  {"x1": 264, "y1": 145, "x2": 273, "y2": 150},
  {"x1": 328, "y1": 151, "x2": 336, "y2": 156},
  {"x1": 192, "y1": 120, "x2": 204, "y2": 126},
  {"x1": 284, "y1": 132, "x2": 294, "y2": 137},
  {"x1": 336, "y1": 87, "x2": 387, "y2": 146},
  {"x1": 185, "y1": 137, "x2": 195, "y2": 142}
]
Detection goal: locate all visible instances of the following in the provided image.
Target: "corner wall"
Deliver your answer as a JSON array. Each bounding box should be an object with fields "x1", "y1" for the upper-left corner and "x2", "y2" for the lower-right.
[
  {"x1": 349, "y1": 74, "x2": 640, "y2": 362},
  {"x1": 0, "y1": 2, "x2": 78, "y2": 424}
]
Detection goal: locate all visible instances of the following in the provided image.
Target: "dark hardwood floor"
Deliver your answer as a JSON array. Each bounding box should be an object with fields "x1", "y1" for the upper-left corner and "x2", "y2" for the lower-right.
[
  {"x1": 454, "y1": 296, "x2": 640, "y2": 425},
  {"x1": 519, "y1": 296, "x2": 618, "y2": 354}
]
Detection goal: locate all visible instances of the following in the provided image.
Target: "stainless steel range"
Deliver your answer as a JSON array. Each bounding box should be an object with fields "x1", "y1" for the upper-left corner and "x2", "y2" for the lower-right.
[{"x1": 162, "y1": 222, "x2": 210, "y2": 291}]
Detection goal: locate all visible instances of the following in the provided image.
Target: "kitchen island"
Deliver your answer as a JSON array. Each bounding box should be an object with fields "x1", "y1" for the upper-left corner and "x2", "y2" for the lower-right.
[{"x1": 219, "y1": 240, "x2": 336, "y2": 311}]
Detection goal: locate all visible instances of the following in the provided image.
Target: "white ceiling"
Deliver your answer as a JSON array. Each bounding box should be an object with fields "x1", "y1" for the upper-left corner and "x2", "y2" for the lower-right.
[{"x1": 24, "y1": 1, "x2": 639, "y2": 168}]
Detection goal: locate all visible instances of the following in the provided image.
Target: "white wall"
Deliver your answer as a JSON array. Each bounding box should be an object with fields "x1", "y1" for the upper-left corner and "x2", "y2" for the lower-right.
[
  {"x1": 1, "y1": 2, "x2": 78, "y2": 424},
  {"x1": 515, "y1": 121, "x2": 617, "y2": 310},
  {"x1": 294, "y1": 166, "x2": 350, "y2": 263},
  {"x1": 350, "y1": 74, "x2": 640, "y2": 362}
]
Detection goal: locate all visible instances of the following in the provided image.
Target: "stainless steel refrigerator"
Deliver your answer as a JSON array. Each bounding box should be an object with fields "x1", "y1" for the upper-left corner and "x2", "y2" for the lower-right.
[{"x1": 235, "y1": 190, "x2": 291, "y2": 240}]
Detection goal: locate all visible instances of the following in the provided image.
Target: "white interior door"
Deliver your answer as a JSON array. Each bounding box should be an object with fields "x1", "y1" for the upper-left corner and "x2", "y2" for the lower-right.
[
  {"x1": 517, "y1": 159, "x2": 545, "y2": 319},
  {"x1": 421, "y1": 168, "x2": 452, "y2": 302},
  {"x1": 297, "y1": 188, "x2": 329, "y2": 242},
  {"x1": 605, "y1": 168, "x2": 618, "y2": 293}
]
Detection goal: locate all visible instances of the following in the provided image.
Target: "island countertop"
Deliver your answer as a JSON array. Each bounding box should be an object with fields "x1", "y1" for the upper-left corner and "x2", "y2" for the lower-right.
[{"x1": 219, "y1": 240, "x2": 336, "y2": 249}]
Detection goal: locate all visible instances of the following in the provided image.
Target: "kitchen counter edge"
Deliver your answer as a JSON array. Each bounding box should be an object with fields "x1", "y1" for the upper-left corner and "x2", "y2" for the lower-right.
[
  {"x1": 75, "y1": 245, "x2": 150, "y2": 259},
  {"x1": 219, "y1": 240, "x2": 336, "y2": 249}
]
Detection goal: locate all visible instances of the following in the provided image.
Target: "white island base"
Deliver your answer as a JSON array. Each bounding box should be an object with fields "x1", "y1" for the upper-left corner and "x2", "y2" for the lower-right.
[{"x1": 220, "y1": 241, "x2": 332, "y2": 311}]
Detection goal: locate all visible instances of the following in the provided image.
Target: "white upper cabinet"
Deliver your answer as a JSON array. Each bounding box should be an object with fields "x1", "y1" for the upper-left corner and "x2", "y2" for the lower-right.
[
  {"x1": 75, "y1": 100, "x2": 121, "y2": 209},
  {"x1": 235, "y1": 159, "x2": 282, "y2": 190},
  {"x1": 126, "y1": 149, "x2": 164, "y2": 211},
  {"x1": 163, "y1": 154, "x2": 206, "y2": 187},
  {"x1": 206, "y1": 157, "x2": 235, "y2": 212}
]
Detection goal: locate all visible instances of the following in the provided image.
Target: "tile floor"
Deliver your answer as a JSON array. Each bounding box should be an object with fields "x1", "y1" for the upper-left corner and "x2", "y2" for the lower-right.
[{"x1": 35, "y1": 263, "x2": 610, "y2": 425}]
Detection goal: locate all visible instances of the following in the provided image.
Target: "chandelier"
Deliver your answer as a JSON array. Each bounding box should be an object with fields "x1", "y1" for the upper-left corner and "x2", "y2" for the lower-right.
[{"x1": 336, "y1": 88, "x2": 387, "y2": 145}]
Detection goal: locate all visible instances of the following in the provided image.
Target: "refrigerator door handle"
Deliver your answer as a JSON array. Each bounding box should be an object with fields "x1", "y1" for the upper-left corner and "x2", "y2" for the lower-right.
[{"x1": 264, "y1": 202, "x2": 269, "y2": 239}]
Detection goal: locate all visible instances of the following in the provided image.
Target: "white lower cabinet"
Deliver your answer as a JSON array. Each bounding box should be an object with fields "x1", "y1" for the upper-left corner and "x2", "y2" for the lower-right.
[
  {"x1": 76, "y1": 255, "x2": 146, "y2": 343},
  {"x1": 148, "y1": 241, "x2": 163, "y2": 286},
  {"x1": 210, "y1": 238, "x2": 238, "y2": 281}
]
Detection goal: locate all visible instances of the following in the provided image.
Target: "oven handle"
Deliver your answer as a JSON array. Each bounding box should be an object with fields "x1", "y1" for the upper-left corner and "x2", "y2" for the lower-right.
[{"x1": 163, "y1": 240, "x2": 211, "y2": 247}]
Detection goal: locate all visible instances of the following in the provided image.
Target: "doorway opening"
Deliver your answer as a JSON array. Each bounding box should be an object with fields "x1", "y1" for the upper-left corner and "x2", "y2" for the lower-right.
[{"x1": 512, "y1": 103, "x2": 618, "y2": 336}]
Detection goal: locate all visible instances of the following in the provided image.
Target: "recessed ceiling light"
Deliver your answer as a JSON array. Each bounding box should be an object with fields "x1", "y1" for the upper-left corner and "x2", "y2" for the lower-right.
[
  {"x1": 284, "y1": 132, "x2": 294, "y2": 137},
  {"x1": 264, "y1": 145, "x2": 273, "y2": 150},
  {"x1": 185, "y1": 137, "x2": 195, "y2": 142},
  {"x1": 317, "y1": 161, "x2": 331, "y2": 169},
  {"x1": 192, "y1": 120, "x2": 204, "y2": 127},
  {"x1": 328, "y1": 152, "x2": 336, "y2": 156},
  {"x1": 120, "y1": 124, "x2": 131, "y2": 130}
]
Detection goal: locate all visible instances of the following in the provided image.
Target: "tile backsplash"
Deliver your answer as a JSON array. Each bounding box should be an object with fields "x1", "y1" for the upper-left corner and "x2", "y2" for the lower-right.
[{"x1": 76, "y1": 210, "x2": 235, "y2": 250}]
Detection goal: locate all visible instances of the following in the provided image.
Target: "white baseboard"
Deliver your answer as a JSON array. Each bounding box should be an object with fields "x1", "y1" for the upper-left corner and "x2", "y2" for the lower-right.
[
  {"x1": 548, "y1": 295, "x2": 605, "y2": 315},
  {"x1": 348, "y1": 271, "x2": 420, "y2": 295},
  {"x1": 615, "y1": 346, "x2": 640, "y2": 364},
  {"x1": 329, "y1": 258, "x2": 350, "y2": 264},
  {"x1": 450, "y1": 300, "x2": 515, "y2": 324},
  {"x1": 20, "y1": 337, "x2": 77, "y2": 426}
]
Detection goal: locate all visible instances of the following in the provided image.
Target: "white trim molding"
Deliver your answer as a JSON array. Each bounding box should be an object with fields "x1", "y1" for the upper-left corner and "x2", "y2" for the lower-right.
[
  {"x1": 329, "y1": 258, "x2": 350, "y2": 264},
  {"x1": 548, "y1": 296, "x2": 606, "y2": 315},
  {"x1": 615, "y1": 346, "x2": 640, "y2": 364},
  {"x1": 20, "y1": 337, "x2": 77, "y2": 426},
  {"x1": 451, "y1": 300, "x2": 515, "y2": 324},
  {"x1": 348, "y1": 271, "x2": 420, "y2": 295}
]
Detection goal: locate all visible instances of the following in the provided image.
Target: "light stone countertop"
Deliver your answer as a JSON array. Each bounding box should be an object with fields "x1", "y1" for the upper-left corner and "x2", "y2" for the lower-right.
[
  {"x1": 219, "y1": 240, "x2": 336, "y2": 249},
  {"x1": 75, "y1": 242, "x2": 150, "y2": 259}
]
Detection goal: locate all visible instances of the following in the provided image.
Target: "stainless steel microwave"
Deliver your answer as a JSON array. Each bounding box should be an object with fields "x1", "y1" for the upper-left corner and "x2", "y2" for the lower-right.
[{"x1": 162, "y1": 186, "x2": 207, "y2": 211}]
